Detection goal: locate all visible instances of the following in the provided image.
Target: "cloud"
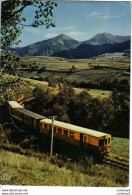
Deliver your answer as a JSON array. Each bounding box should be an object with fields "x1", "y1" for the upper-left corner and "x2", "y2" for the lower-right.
[
  {"x1": 24, "y1": 27, "x2": 40, "y2": 33},
  {"x1": 65, "y1": 31, "x2": 85, "y2": 40},
  {"x1": 52, "y1": 25, "x2": 75, "y2": 31},
  {"x1": 100, "y1": 14, "x2": 125, "y2": 20},
  {"x1": 64, "y1": 26, "x2": 75, "y2": 30},
  {"x1": 66, "y1": 31, "x2": 84, "y2": 36},
  {"x1": 90, "y1": 11, "x2": 100, "y2": 16},
  {"x1": 100, "y1": 15, "x2": 116, "y2": 19},
  {"x1": 89, "y1": 11, "x2": 126, "y2": 20},
  {"x1": 46, "y1": 33, "x2": 58, "y2": 39}
]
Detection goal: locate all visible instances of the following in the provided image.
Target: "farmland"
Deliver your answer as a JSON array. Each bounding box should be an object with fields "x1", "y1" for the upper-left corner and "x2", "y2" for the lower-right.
[
  {"x1": 20, "y1": 56, "x2": 130, "y2": 70},
  {"x1": 19, "y1": 56, "x2": 130, "y2": 83},
  {"x1": 17, "y1": 56, "x2": 130, "y2": 99}
]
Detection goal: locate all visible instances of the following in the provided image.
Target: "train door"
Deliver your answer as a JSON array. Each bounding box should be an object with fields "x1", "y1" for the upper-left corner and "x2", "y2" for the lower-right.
[{"x1": 80, "y1": 133, "x2": 83, "y2": 146}]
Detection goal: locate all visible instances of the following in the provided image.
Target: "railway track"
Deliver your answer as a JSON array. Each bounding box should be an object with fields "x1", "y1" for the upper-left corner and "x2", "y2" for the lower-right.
[{"x1": 102, "y1": 156, "x2": 129, "y2": 171}]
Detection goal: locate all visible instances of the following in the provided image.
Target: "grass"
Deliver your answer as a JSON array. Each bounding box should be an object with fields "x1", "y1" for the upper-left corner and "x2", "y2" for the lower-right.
[
  {"x1": 21, "y1": 56, "x2": 130, "y2": 71},
  {"x1": 0, "y1": 124, "x2": 129, "y2": 187},
  {"x1": 109, "y1": 137, "x2": 129, "y2": 161},
  {"x1": 0, "y1": 149, "x2": 129, "y2": 186},
  {"x1": 74, "y1": 88, "x2": 111, "y2": 98}
]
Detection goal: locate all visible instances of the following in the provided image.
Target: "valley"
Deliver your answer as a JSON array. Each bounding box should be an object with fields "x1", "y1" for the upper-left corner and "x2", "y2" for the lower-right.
[{"x1": 19, "y1": 56, "x2": 130, "y2": 90}]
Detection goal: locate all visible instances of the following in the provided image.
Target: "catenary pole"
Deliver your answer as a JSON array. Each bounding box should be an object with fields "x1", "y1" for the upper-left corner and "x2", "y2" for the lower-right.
[{"x1": 50, "y1": 116, "x2": 54, "y2": 157}]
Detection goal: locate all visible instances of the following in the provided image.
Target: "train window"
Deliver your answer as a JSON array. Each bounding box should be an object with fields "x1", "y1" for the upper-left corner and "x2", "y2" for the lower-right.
[
  {"x1": 49, "y1": 125, "x2": 52, "y2": 130},
  {"x1": 64, "y1": 130, "x2": 68, "y2": 137},
  {"x1": 58, "y1": 128, "x2": 62, "y2": 135},
  {"x1": 99, "y1": 140, "x2": 104, "y2": 146},
  {"x1": 70, "y1": 132, "x2": 75, "y2": 139},
  {"x1": 108, "y1": 138, "x2": 110, "y2": 144},
  {"x1": 44, "y1": 124, "x2": 48, "y2": 130},
  {"x1": 105, "y1": 139, "x2": 107, "y2": 145}
]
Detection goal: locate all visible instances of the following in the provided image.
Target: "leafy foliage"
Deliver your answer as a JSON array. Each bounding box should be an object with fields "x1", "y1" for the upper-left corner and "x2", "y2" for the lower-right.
[
  {"x1": 1, "y1": 0, "x2": 57, "y2": 103},
  {"x1": 1, "y1": 0, "x2": 57, "y2": 49},
  {"x1": 32, "y1": 85, "x2": 129, "y2": 137}
]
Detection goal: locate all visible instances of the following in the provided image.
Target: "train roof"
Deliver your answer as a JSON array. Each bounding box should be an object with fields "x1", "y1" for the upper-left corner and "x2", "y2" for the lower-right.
[
  {"x1": 40, "y1": 118, "x2": 109, "y2": 138},
  {"x1": 8, "y1": 101, "x2": 23, "y2": 109},
  {"x1": 16, "y1": 108, "x2": 45, "y2": 120}
]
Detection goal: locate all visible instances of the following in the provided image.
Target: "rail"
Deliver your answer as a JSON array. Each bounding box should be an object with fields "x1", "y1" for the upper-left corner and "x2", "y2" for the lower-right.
[{"x1": 102, "y1": 156, "x2": 129, "y2": 171}]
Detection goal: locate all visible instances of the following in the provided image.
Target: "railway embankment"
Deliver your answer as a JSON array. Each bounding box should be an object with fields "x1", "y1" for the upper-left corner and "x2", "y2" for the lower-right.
[{"x1": 0, "y1": 147, "x2": 129, "y2": 186}]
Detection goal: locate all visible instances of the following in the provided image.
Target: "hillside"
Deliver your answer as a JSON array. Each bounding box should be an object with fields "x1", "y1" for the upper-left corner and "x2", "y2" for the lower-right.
[
  {"x1": 51, "y1": 40, "x2": 130, "y2": 59},
  {"x1": 0, "y1": 147, "x2": 129, "y2": 186}
]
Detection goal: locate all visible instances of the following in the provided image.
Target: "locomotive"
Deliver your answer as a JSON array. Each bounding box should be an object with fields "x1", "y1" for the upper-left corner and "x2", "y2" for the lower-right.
[{"x1": 8, "y1": 100, "x2": 111, "y2": 155}]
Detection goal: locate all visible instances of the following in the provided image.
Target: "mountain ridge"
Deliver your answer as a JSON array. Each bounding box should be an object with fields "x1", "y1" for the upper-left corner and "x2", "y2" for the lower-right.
[
  {"x1": 9, "y1": 33, "x2": 130, "y2": 58},
  {"x1": 51, "y1": 40, "x2": 130, "y2": 59},
  {"x1": 81, "y1": 32, "x2": 130, "y2": 45},
  {"x1": 10, "y1": 34, "x2": 80, "y2": 57}
]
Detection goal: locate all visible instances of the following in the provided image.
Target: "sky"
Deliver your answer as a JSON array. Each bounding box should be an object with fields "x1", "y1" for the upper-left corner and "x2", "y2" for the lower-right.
[{"x1": 15, "y1": 1, "x2": 131, "y2": 47}]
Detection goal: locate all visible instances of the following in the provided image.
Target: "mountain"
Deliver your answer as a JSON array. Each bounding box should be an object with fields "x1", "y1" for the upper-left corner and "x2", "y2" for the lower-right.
[
  {"x1": 10, "y1": 34, "x2": 80, "y2": 57},
  {"x1": 9, "y1": 33, "x2": 130, "y2": 58},
  {"x1": 81, "y1": 33, "x2": 130, "y2": 45},
  {"x1": 51, "y1": 40, "x2": 130, "y2": 59}
]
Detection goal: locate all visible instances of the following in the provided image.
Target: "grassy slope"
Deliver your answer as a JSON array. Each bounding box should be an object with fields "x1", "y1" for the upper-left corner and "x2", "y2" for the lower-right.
[
  {"x1": 0, "y1": 147, "x2": 129, "y2": 187},
  {"x1": 110, "y1": 137, "x2": 129, "y2": 160},
  {"x1": 23, "y1": 77, "x2": 111, "y2": 99},
  {"x1": 73, "y1": 88, "x2": 111, "y2": 99},
  {"x1": 0, "y1": 137, "x2": 129, "y2": 186}
]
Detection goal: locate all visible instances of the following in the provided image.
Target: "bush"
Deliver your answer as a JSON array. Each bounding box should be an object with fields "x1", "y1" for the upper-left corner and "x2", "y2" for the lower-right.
[{"x1": 39, "y1": 66, "x2": 46, "y2": 72}]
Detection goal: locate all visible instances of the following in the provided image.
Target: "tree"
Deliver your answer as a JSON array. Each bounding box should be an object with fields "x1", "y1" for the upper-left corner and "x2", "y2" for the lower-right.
[
  {"x1": 68, "y1": 91, "x2": 93, "y2": 127},
  {"x1": 1, "y1": 0, "x2": 57, "y2": 49},
  {"x1": 110, "y1": 89, "x2": 129, "y2": 137},
  {"x1": 1, "y1": 0, "x2": 57, "y2": 74},
  {"x1": 1, "y1": 0, "x2": 57, "y2": 102}
]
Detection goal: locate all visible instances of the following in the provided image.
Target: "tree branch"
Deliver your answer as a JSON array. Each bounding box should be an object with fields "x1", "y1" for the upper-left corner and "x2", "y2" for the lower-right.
[{"x1": 10, "y1": 4, "x2": 30, "y2": 18}]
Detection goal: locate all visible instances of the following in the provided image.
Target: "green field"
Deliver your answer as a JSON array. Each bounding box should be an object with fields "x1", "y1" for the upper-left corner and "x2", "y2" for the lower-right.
[
  {"x1": 19, "y1": 56, "x2": 130, "y2": 86},
  {"x1": 21, "y1": 56, "x2": 130, "y2": 71},
  {"x1": 73, "y1": 88, "x2": 111, "y2": 98}
]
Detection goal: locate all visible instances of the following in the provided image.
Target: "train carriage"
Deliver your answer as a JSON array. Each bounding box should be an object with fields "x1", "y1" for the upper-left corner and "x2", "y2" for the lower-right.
[
  {"x1": 8, "y1": 101, "x2": 45, "y2": 130},
  {"x1": 40, "y1": 118, "x2": 111, "y2": 154}
]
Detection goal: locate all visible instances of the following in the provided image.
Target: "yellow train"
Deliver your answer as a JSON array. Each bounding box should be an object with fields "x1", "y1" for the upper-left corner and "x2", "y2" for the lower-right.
[
  {"x1": 16, "y1": 93, "x2": 35, "y2": 104},
  {"x1": 8, "y1": 101, "x2": 111, "y2": 155}
]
